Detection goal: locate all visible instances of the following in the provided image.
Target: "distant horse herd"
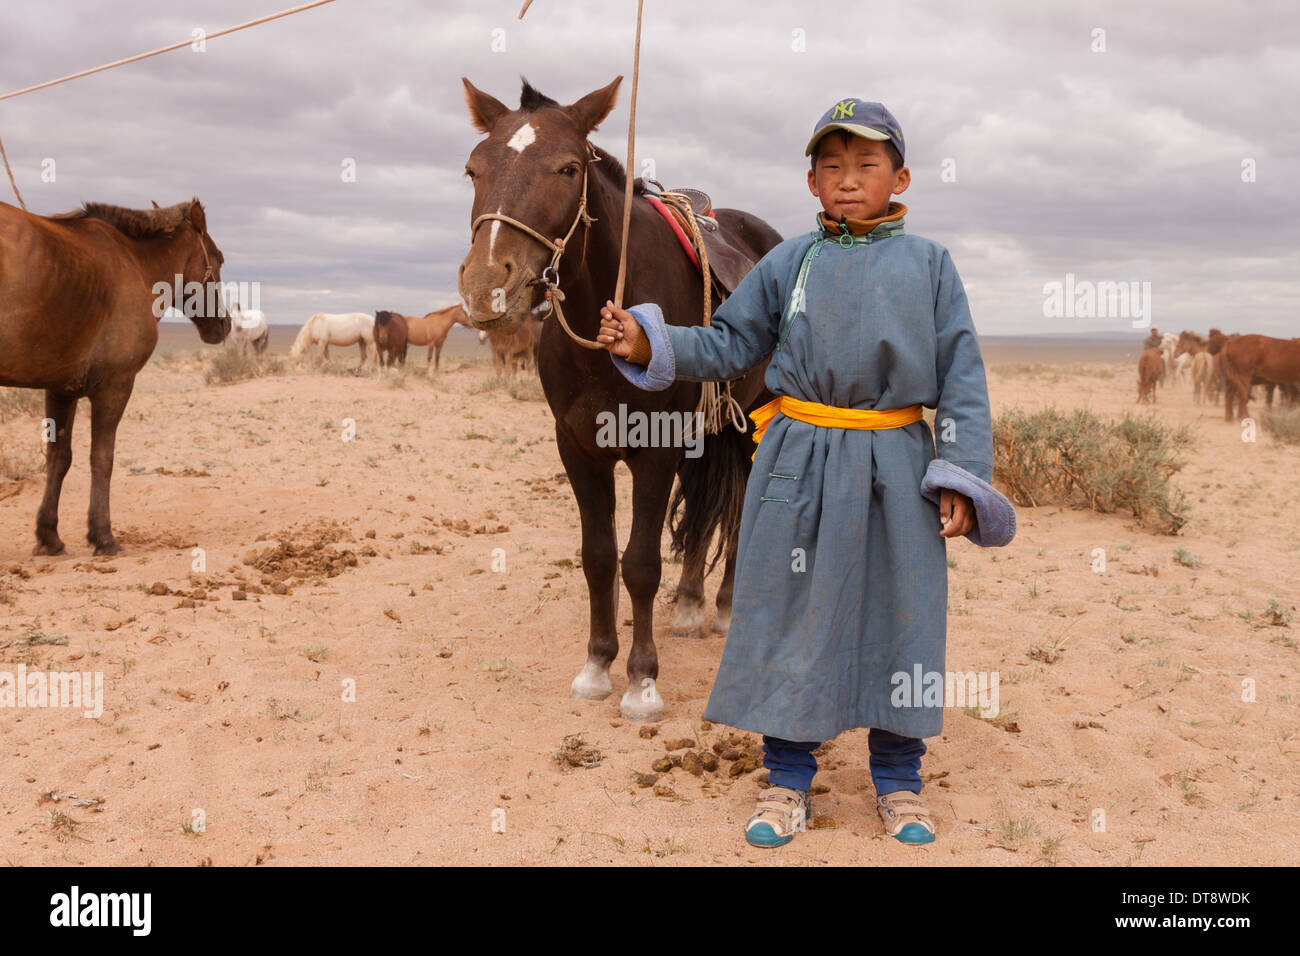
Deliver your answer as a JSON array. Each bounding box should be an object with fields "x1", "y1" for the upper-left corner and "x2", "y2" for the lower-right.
[
  {"x1": 283, "y1": 303, "x2": 542, "y2": 373},
  {"x1": 1138, "y1": 329, "x2": 1300, "y2": 420}
]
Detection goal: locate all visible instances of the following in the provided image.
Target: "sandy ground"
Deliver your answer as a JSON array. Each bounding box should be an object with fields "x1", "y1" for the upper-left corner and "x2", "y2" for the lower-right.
[{"x1": 0, "y1": 334, "x2": 1296, "y2": 867}]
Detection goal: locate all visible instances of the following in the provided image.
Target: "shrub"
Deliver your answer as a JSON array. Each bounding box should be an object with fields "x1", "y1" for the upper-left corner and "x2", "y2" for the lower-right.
[
  {"x1": 993, "y1": 406, "x2": 1194, "y2": 533},
  {"x1": 205, "y1": 349, "x2": 285, "y2": 385},
  {"x1": 1260, "y1": 405, "x2": 1300, "y2": 445}
]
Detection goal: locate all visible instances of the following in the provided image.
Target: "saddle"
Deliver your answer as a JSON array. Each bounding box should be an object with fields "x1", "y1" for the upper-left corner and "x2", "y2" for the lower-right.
[{"x1": 634, "y1": 178, "x2": 758, "y2": 302}]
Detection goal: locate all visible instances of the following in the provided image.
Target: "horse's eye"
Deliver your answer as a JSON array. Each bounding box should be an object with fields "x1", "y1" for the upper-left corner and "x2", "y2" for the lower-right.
[{"x1": 561, "y1": 165, "x2": 579, "y2": 178}]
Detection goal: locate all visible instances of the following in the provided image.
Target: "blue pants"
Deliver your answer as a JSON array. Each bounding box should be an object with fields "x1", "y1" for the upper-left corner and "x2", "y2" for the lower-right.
[{"x1": 763, "y1": 730, "x2": 926, "y2": 794}]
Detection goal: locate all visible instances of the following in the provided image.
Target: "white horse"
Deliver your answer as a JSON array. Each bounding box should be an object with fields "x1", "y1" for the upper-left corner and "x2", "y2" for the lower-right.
[
  {"x1": 289, "y1": 312, "x2": 377, "y2": 368},
  {"x1": 229, "y1": 303, "x2": 269, "y2": 356},
  {"x1": 1159, "y1": 332, "x2": 1178, "y2": 387}
]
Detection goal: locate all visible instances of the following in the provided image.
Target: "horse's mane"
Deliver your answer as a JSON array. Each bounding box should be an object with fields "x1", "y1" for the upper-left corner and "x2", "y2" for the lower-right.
[
  {"x1": 375, "y1": 310, "x2": 393, "y2": 327},
  {"x1": 51, "y1": 199, "x2": 197, "y2": 239},
  {"x1": 517, "y1": 77, "x2": 631, "y2": 190},
  {"x1": 289, "y1": 314, "x2": 321, "y2": 356}
]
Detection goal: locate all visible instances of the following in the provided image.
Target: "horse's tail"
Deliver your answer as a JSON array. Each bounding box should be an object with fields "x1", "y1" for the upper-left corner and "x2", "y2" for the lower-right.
[
  {"x1": 289, "y1": 315, "x2": 318, "y2": 358},
  {"x1": 669, "y1": 416, "x2": 752, "y2": 575}
]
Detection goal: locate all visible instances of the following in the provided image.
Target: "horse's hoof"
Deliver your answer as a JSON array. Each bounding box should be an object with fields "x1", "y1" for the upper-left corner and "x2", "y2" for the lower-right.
[
  {"x1": 671, "y1": 601, "x2": 705, "y2": 637},
  {"x1": 570, "y1": 661, "x2": 613, "y2": 700},
  {"x1": 92, "y1": 541, "x2": 122, "y2": 557},
  {"x1": 620, "y1": 678, "x2": 664, "y2": 722},
  {"x1": 710, "y1": 610, "x2": 731, "y2": 635},
  {"x1": 33, "y1": 540, "x2": 65, "y2": 556}
]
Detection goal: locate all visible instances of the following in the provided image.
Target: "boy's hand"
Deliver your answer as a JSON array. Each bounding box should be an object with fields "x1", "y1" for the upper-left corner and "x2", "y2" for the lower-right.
[
  {"x1": 938, "y1": 488, "x2": 975, "y2": 538},
  {"x1": 597, "y1": 299, "x2": 643, "y2": 358}
]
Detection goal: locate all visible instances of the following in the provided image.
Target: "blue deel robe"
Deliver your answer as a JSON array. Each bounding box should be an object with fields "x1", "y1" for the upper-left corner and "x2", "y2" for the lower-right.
[{"x1": 610, "y1": 212, "x2": 1006, "y2": 742}]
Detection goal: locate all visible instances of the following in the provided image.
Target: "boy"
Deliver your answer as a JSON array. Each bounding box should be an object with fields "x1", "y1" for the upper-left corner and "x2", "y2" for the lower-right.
[{"x1": 597, "y1": 98, "x2": 1016, "y2": 847}]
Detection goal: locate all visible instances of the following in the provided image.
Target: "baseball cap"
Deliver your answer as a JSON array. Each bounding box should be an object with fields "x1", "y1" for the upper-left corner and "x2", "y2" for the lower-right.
[{"x1": 805, "y1": 98, "x2": 905, "y2": 164}]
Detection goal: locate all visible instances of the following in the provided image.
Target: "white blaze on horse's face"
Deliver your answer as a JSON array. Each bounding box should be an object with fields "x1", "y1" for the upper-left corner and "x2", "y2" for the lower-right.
[
  {"x1": 506, "y1": 121, "x2": 536, "y2": 153},
  {"x1": 488, "y1": 121, "x2": 537, "y2": 267}
]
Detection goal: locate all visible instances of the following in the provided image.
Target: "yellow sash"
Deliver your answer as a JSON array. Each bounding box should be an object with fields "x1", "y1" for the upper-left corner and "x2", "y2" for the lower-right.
[{"x1": 749, "y1": 396, "x2": 923, "y2": 460}]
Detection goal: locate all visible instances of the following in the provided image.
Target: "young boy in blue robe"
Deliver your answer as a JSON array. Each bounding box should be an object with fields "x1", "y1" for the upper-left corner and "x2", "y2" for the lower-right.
[{"x1": 597, "y1": 98, "x2": 1016, "y2": 847}]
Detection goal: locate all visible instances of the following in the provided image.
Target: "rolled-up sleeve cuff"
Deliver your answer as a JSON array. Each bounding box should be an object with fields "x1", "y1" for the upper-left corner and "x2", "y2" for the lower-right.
[
  {"x1": 609, "y1": 302, "x2": 676, "y2": 390},
  {"x1": 920, "y1": 458, "x2": 1017, "y2": 548}
]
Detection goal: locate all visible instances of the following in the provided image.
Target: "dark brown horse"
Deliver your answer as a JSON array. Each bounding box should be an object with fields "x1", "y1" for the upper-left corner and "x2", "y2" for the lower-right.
[
  {"x1": 457, "y1": 76, "x2": 779, "y2": 720},
  {"x1": 373, "y1": 310, "x2": 410, "y2": 367},
  {"x1": 0, "y1": 198, "x2": 228, "y2": 555}
]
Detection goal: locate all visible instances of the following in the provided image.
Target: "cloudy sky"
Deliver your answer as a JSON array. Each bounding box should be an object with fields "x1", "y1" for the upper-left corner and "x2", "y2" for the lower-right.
[{"x1": 1, "y1": 0, "x2": 1296, "y2": 335}]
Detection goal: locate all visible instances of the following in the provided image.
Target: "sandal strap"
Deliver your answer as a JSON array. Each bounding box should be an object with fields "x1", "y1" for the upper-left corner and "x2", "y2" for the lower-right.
[
  {"x1": 879, "y1": 794, "x2": 926, "y2": 811},
  {"x1": 748, "y1": 787, "x2": 808, "y2": 832},
  {"x1": 877, "y1": 792, "x2": 935, "y2": 833}
]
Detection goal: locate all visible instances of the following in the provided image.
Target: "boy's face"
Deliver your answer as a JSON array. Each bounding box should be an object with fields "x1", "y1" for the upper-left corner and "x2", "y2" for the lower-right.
[{"x1": 807, "y1": 134, "x2": 910, "y2": 221}]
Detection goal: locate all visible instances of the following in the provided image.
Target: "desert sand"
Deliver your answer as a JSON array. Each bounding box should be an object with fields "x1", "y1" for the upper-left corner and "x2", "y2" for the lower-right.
[{"x1": 0, "y1": 331, "x2": 1296, "y2": 866}]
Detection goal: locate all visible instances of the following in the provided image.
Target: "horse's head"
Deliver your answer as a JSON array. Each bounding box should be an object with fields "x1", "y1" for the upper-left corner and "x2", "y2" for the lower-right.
[
  {"x1": 181, "y1": 198, "x2": 229, "y2": 343},
  {"x1": 1174, "y1": 330, "x2": 1201, "y2": 357},
  {"x1": 1207, "y1": 328, "x2": 1228, "y2": 354},
  {"x1": 457, "y1": 75, "x2": 621, "y2": 333}
]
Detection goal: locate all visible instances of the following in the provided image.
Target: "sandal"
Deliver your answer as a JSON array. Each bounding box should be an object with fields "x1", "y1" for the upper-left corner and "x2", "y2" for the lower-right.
[
  {"x1": 876, "y1": 790, "x2": 936, "y2": 844},
  {"x1": 745, "y1": 786, "x2": 810, "y2": 848}
]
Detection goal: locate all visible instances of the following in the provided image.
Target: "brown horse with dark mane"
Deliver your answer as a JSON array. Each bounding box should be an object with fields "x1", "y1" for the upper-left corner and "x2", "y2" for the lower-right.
[
  {"x1": 1208, "y1": 328, "x2": 1300, "y2": 421},
  {"x1": 0, "y1": 198, "x2": 228, "y2": 555},
  {"x1": 457, "y1": 76, "x2": 780, "y2": 720},
  {"x1": 373, "y1": 310, "x2": 410, "y2": 367}
]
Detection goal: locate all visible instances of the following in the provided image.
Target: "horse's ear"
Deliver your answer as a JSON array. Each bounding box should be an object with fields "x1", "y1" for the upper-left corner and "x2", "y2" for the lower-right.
[
  {"x1": 462, "y1": 77, "x2": 511, "y2": 133},
  {"x1": 565, "y1": 76, "x2": 622, "y2": 134},
  {"x1": 187, "y1": 199, "x2": 206, "y2": 233},
  {"x1": 151, "y1": 200, "x2": 161, "y2": 209}
]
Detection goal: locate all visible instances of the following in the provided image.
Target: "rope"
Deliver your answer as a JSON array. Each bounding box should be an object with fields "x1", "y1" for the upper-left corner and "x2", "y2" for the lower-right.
[
  {"x1": 517, "y1": 1, "x2": 741, "y2": 435},
  {"x1": 0, "y1": 133, "x2": 25, "y2": 210},
  {"x1": 520, "y1": 0, "x2": 637, "y2": 310},
  {"x1": 612, "y1": 0, "x2": 644, "y2": 310},
  {"x1": 0, "y1": 0, "x2": 338, "y2": 103},
  {"x1": 0, "y1": 0, "x2": 337, "y2": 210}
]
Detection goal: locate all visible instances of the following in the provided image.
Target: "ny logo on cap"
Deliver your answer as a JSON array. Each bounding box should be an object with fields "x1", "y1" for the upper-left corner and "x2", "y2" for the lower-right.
[{"x1": 831, "y1": 99, "x2": 856, "y2": 119}]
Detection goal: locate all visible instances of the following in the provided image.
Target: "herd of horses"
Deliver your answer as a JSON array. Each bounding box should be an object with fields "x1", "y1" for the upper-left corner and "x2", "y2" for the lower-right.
[
  {"x1": 2, "y1": 75, "x2": 1295, "y2": 723},
  {"x1": 1138, "y1": 329, "x2": 1300, "y2": 419},
  {"x1": 285, "y1": 305, "x2": 543, "y2": 373}
]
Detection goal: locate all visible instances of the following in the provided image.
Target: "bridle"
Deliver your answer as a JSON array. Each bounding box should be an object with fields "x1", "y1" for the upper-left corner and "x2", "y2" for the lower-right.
[
  {"x1": 190, "y1": 219, "x2": 222, "y2": 315},
  {"x1": 468, "y1": 141, "x2": 605, "y2": 350}
]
